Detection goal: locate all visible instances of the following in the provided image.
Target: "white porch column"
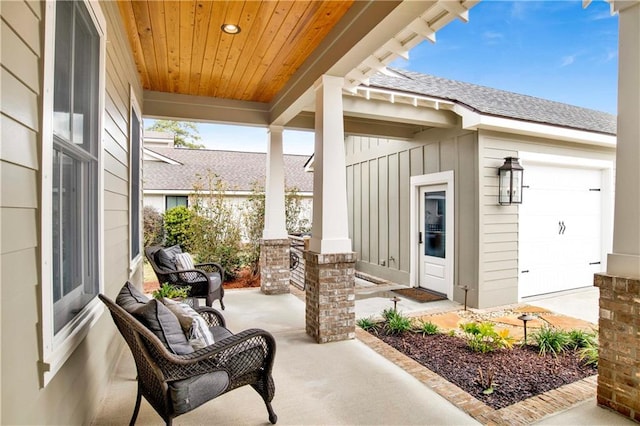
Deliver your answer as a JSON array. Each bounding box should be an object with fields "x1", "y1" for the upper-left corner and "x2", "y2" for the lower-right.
[
  {"x1": 305, "y1": 75, "x2": 355, "y2": 343},
  {"x1": 607, "y1": 0, "x2": 640, "y2": 279},
  {"x1": 595, "y1": 1, "x2": 640, "y2": 421},
  {"x1": 263, "y1": 125, "x2": 287, "y2": 239},
  {"x1": 260, "y1": 125, "x2": 290, "y2": 295},
  {"x1": 309, "y1": 75, "x2": 352, "y2": 253}
]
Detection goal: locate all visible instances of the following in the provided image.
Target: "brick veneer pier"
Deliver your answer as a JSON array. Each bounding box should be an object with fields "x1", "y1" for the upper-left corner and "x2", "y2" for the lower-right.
[
  {"x1": 260, "y1": 239, "x2": 290, "y2": 295},
  {"x1": 594, "y1": 273, "x2": 640, "y2": 422},
  {"x1": 304, "y1": 251, "x2": 356, "y2": 343}
]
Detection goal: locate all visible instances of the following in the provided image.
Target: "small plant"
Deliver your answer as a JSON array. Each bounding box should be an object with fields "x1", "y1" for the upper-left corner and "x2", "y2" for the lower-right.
[
  {"x1": 578, "y1": 339, "x2": 599, "y2": 366},
  {"x1": 357, "y1": 317, "x2": 377, "y2": 332},
  {"x1": 152, "y1": 283, "x2": 189, "y2": 300},
  {"x1": 460, "y1": 321, "x2": 514, "y2": 353},
  {"x1": 381, "y1": 307, "x2": 396, "y2": 322},
  {"x1": 566, "y1": 329, "x2": 597, "y2": 349},
  {"x1": 532, "y1": 326, "x2": 570, "y2": 356},
  {"x1": 477, "y1": 367, "x2": 496, "y2": 395},
  {"x1": 416, "y1": 320, "x2": 439, "y2": 336},
  {"x1": 383, "y1": 310, "x2": 413, "y2": 335}
]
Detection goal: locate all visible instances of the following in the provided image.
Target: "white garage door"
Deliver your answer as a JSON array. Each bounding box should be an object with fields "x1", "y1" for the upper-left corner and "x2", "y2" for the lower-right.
[{"x1": 519, "y1": 164, "x2": 604, "y2": 298}]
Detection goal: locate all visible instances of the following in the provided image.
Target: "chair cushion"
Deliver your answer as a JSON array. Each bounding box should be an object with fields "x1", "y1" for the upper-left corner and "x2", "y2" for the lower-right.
[
  {"x1": 115, "y1": 281, "x2": 149, "y2": 313},
  {"x1": 169, "y1": 371, "x2": 229, "y2": 415},
  {"x1": 174, "y1": 252, "x2": 200, "y2": 282},
  {"x1": 210, "y1": 325, "x2": 233, "y2": 342},
  {"x1": 155, "y1": 245, "x2": 182, "y2": 270},
  {"x1": 162, "y1": 298, "x2": 215, "y2": 350},
  {"x1": 132, "y1": 299, "x2": 194, "y2": 355}
]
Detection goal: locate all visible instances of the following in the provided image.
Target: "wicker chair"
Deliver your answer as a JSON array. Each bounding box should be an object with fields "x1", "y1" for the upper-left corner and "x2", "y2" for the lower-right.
[
  {"x1": 100, "y1": 294, "x2": 277, "y2": 425},
  {"x1": 145, "y1": 245, "x2": 225, "y2": 309}
]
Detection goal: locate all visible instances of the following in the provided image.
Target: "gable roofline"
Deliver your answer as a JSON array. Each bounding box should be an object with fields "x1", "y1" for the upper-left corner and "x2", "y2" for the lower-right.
[
  {"x1": 143, "y1": 148, "x2": 182, "y2": 165},
  {"x1": 364, "y1": 68, "x2": 616, "y2": 147}
]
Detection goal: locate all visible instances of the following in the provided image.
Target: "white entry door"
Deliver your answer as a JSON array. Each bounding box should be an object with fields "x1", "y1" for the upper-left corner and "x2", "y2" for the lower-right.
[
  {"x1": 519, "y1": 164, "x2": 604, "y2": 298},
  {"x1": 419, "y1": 185, "x2": 449, "y2": 295}
]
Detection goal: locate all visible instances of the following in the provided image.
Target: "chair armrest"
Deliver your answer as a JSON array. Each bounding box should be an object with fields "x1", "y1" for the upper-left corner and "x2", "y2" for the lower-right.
[
  {"x1": 195, "y1": 306, "x2": 226, "y2": 327},
  {"x1": 158, "y1": 329, "x2": 276, "y2": 381},
  {"x1": 195, "y1": 262, "x2": 225, "y2": 282}
]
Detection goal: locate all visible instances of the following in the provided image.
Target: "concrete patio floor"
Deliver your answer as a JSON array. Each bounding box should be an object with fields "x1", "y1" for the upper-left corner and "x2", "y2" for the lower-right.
[{"x1": 92, "y1": 286, "x2": 634, "y2": 425}]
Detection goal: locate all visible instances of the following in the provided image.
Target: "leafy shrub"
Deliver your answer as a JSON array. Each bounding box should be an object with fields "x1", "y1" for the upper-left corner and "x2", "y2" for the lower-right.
[
  {"x1": 383, "y1": 310, "x2": 413, "y2": 335},
  {"x1": 460, "y1": 322, "x2": 514, "y2": 353},
  {"x1": 152, "y1": 283, "x2": 189, "y2": 300},
  {"x1": 143, "y1": 206, "x2": 164, "y2": 247},
  {"x1": 163, "y1": 206, "x2": 194, "y2": 249},
  {"x1": 532, "y1": 326, "x2": 570, "y2": 356},
  {"x1": 416, "y1": 320, "x2": 439, "y2": 336},
  {"x1": 357, "y1": 317, "x2": 377, "y2": 331}
]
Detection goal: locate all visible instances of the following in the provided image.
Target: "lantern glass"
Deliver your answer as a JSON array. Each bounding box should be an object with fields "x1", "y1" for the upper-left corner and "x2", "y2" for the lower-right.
[{"x1": 498, "y1": 157, "x2": 524, "y2": 205}]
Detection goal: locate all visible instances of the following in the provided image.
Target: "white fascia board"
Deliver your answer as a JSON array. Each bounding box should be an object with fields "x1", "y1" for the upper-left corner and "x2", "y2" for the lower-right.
[
  {"x1": 142, "y1": 148, "x2": 181, "y2": 165},
  {"x1": 453, "y1": 104, "x2": 616, "y2": 148}
]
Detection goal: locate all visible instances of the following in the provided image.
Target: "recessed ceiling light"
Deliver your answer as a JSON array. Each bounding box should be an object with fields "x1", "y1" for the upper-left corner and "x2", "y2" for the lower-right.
[{"x1": 221, "y1": 24, "x2": 241, "y2": 34}]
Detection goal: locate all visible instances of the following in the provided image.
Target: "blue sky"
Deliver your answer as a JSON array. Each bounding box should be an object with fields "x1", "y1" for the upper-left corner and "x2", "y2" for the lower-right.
[{"x1": 146, "y1": 0, "x2": 619, "y2": 155}]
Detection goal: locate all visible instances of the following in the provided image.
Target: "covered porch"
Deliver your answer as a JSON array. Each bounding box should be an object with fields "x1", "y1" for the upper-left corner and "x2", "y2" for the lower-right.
[{"x1": 92, "y1": 287, "x2": 633, "y2": 425}]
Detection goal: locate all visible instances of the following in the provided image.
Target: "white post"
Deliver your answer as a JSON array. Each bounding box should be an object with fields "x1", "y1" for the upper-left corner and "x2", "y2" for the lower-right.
[
  {"x1": 607, "y1": 0, "x2": 640, "y2": 279},
  {"x1": 309, "y1": 75, "x2": 352, "y2": 254},
  {"x1": 263, "y1": 125, "x2": 288, "y2": 239}
]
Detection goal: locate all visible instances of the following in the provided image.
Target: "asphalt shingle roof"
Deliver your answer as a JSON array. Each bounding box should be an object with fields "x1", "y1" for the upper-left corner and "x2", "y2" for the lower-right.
[
  {"x1": 369, "y1": 69, "x2": 616, "y2": 135},
  {"x1": 144, "y1": 148, "x2": 313, "y2": 192}
]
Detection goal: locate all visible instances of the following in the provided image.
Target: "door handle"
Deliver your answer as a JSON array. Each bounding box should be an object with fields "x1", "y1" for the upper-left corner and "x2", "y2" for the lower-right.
[
  {"x1": 418, "y1": 232, "x2": 423, "y2": 244},
  {"x1": 558, "y1": 221, "x2": 566, "y2": 235}
]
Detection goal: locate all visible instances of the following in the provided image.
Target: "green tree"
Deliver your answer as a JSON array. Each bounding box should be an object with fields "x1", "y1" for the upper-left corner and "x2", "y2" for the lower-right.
[
  {"x1": 188, "y1": 171, "x2": 244, "y2": 278},
  {"x1": 146, "y1": 120, "x2": 204, "y2": 149}
]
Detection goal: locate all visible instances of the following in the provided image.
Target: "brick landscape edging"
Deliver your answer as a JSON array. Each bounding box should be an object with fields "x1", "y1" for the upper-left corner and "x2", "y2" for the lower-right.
[{"x1": 355, "y1": 328, "x2": 597, "y2": 425}]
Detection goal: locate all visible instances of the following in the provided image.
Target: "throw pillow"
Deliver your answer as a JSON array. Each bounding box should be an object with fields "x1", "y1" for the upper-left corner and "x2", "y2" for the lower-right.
[
  {"x1": 115, "y1": 281, "x2": 149, "y2": 313},
  {"x1": 132, "y1": 299, "x2": 193, "y2": 355},
  {"x1": 163, "y1": 298, "x2": 215, "y2": 350},
  {"x1": 174, "y1": 252, "x2": 200, "y2": 282},
  {"x1": 155, "y1": 245, "x2": 182, "y2": 270}
]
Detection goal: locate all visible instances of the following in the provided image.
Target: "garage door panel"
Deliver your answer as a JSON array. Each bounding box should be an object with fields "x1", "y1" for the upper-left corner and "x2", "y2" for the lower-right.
[{"x1": 519, "y1": 164, "x2": 603, "y2": 298}]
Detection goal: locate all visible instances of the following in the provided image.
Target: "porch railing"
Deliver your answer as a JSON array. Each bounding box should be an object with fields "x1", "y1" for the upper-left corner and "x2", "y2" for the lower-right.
[{"x1": 288, "y1": 235, "x2": 309, "y2": 290}]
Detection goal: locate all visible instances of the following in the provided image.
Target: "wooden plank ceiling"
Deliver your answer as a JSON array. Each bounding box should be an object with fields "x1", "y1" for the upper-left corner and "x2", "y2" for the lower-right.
[{"x1": 118, "y1": 1, "x2": 355, "y2": 103}]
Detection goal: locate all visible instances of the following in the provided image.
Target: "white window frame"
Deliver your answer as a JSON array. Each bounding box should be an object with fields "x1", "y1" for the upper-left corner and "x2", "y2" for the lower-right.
[
  {"x1": 40, "y1": 0, "x2": 106, "y2": 386},
  {"x1": 129, "y1": 86, "x2": 143, "y2": 273}
]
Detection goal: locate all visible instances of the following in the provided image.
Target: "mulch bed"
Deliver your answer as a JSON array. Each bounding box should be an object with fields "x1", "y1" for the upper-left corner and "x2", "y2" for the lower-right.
[{"x1": 372, "y1": 331, "x2": 597, "y2": 409}]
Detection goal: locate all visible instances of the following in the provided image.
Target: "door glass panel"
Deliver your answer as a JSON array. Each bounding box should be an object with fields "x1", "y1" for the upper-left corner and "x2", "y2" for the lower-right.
[{"x1": 424, "y1": 191, "x2": 446, "y2": 258}]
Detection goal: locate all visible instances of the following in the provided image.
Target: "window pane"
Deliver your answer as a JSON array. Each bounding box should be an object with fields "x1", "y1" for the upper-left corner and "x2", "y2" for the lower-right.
[
  {"x1": 72, "y1": 3, "x2": 99, "y2": 151},
  {"x1": 166, "y1": 196, "x2": 188, "y2": 210},
  {"x1": 424, "y1": 191, "x2": 446, "y2": 258},
  {"x1": 53, "y1": 0, "x2": 73, "y2": 140},
  {"x1": 131, "y1": 109, "x2": 141, "y2": 258},
  {"x1": 51, "y1": 0, "x2": 100, "y2": 334}
]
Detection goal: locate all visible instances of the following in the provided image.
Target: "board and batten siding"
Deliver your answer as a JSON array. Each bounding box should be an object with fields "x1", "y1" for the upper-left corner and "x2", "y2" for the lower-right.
[
  {"x1": 0, "y1": 1, "x2": 143, "y2": 424},
  {"x1": 345, "y1": 128, "x2": 479, "y2": 306},
  {"x1": 477, "y1": 129, "x2": 615, "y2": 308}
]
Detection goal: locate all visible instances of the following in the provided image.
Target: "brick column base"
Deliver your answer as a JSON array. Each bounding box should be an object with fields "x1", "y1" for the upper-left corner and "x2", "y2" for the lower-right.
[
  {"x1": 594, "y1": 273, "x2": 640, "y2": 422},
  {"x1": 304, "y1": 251, "x2": 356, "y2": 343},
  {"x1": 260, "y1": 239, "x2": 290, "y2": 295}
]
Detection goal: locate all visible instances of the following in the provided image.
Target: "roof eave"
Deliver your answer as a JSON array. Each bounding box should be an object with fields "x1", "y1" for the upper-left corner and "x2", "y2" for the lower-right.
[{"x1": 453, "y1": 105, "x2": 616, "y2": 148}]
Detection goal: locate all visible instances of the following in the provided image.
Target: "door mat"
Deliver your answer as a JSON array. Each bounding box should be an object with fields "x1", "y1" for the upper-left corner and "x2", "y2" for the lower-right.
[{"x1": 392, "y1": 287, "x2": 446, "y2": 303}]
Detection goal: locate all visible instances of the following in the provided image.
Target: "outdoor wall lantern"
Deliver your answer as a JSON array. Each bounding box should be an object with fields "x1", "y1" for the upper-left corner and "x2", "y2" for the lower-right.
[{"x1": 498, "y1": 157, "x2": 524, "y2": 205}]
